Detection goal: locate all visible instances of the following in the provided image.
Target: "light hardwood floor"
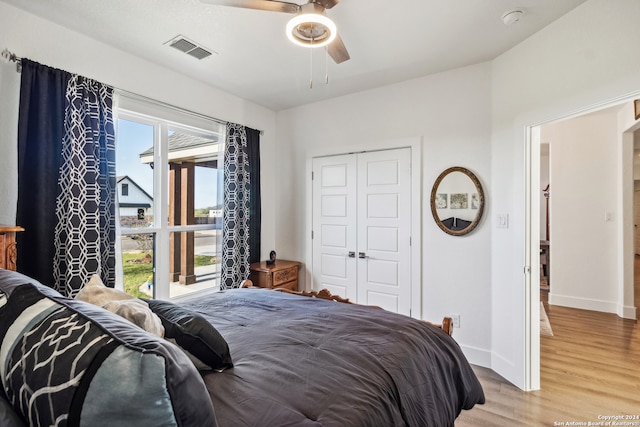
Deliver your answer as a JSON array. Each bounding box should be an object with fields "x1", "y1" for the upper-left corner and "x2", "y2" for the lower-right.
[{"x1": 456, "y1": 256, "x2": 640, "y2": 426}]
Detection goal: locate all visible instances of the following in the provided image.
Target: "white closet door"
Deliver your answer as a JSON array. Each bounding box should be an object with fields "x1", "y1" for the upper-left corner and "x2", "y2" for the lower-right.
[
  {"x1": 312, "y1": 148, "x2": 412, "y2": 314},
  {"x1": 356, "y1": 149, "x2": 412, "y2": 315},
  {"x1": 312, "y1": 154, "x2": 358, "y2": 300}
]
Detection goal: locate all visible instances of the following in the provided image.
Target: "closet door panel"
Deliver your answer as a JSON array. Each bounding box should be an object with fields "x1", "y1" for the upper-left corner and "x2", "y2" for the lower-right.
[
  {"x1": 312, "y1": 155, "x2": 357, "y2": 300},
  {"x1": 356, "y1": 149, "x2": 412, "y2": 315}
]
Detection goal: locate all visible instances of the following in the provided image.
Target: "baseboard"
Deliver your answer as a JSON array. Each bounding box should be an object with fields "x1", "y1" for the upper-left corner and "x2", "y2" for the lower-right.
[
  {"x1": 459, "y1": 344, "x2": 491, "y2": 369},
  {"x1": 549, "y1": 293, "x2": 617, "y2": 314},
  {"x1": 617, "y1": 303, "x2": 637, "y2": 320},
  {"x1": 490, "y1": 351, "x2": 524, "y2": 390}
]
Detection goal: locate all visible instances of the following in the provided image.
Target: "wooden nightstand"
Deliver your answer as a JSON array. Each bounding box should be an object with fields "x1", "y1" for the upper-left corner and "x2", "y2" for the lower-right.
[
  {"x1": 249, "y1": 260, "x2": 300, "y2": 291},
  {"x1": 0, "y1": 226, "x2": 24, "y2": 271}
]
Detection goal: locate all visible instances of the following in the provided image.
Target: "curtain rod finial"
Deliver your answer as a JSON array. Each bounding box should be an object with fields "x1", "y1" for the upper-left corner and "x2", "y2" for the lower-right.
[{"x1": 2, "y1": 48, "x2": 22, "y2": 72}]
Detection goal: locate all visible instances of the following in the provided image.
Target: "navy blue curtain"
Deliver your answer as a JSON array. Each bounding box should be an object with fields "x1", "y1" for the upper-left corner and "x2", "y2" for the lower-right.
[
  {"x1": 220, "y1": 124, "x2": 261, "y2": 289},
  {"x1": 16, "y1": 60, "x2": 70, "y2": 287},
  {"x1": 16, "y1": 60, "x2": 116, "y2": 296},
  {"x1": 246, "y1": 127, "x2": 261, "y2": 265}
]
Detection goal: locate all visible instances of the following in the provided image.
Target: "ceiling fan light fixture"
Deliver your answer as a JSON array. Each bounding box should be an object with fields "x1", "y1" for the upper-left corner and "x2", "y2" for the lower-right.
[{"x1": 286, "y1": 13, "x2": 337, "y2": 48}]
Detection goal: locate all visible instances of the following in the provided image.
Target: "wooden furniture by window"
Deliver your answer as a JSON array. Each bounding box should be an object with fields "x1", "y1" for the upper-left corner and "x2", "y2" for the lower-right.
[
  {"x1": 0, "y1": 226, "x2": 24, "y2": 271},
  {"x1": 249, "y1": 260, "x2": 300, "y2": 291},
  {"x1": 540, "y1": 240, "x2": 550, "y2": 287}
]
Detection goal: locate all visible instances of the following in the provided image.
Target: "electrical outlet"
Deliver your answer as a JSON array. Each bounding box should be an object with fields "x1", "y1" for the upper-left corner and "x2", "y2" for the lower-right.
[{"x1": 451, "y1": 313, "x2": 460, "y2": 328}]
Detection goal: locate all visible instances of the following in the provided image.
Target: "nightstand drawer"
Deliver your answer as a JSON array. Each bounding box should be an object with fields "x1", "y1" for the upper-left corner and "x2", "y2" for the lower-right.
[{"x1": 273, "y1": 266, "x2": 298, "y2": 286}]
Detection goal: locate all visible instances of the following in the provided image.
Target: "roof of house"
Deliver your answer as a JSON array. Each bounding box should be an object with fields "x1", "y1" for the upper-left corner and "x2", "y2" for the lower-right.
[
  {"x1": 119, "y1": 202, "x2": 151, "y2": 208},
  {"x1": 139, "y1": 132, "x2": 218, "y2": 158}
]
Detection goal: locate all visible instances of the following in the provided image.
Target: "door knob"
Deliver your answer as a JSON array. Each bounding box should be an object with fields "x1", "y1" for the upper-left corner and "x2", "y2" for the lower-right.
[
  {"x1": 348, "y1": 251, "x2": 355, "y2": 258},
  {"x1": 358, "y1": 252, "x2": 369, "y2": 259}
]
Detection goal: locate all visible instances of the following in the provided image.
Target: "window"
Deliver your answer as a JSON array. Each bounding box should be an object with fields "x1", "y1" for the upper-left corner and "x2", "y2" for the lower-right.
[
  {"x1": 115, "y1": 99, "x2": 224, "y2": 300},
  {"x1": 121, "y1": 183, "x2": 129, "y2": 196}
]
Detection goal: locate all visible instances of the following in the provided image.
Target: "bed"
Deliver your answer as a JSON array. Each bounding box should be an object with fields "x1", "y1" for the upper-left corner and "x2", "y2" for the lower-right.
[{"x1": 0, "y1": 269, "x2": 484, "y2": 427}]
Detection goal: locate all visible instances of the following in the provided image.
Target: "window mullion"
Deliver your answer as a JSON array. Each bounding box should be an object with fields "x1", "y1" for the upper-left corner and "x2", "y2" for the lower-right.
[{"x1": 154, "y1": 122, "x2": 171, "y2": 300}]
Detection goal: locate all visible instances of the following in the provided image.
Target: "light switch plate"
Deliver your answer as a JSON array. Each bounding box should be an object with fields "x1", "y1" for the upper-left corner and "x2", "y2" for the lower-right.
[{"x1": 496, "y1": 213, "x2": 509, "y2": 229}]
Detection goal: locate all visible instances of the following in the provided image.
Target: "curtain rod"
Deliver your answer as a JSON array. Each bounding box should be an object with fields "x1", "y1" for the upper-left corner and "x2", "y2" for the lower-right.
[
  {"x1": 116, "y1": 88, "x2": 230, "y2": 129},
  {"x1": 1, "y1": 47, "x2": 263, "y2": 135}
]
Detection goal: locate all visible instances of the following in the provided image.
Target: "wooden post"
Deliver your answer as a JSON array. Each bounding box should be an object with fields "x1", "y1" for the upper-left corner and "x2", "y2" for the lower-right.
[{"x1": 179, "y1": 162, "x2": 196, "y2": 285}]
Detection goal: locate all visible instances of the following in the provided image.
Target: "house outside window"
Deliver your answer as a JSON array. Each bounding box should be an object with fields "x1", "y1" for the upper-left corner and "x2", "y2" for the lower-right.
[
  {"x1": 115, "y1": 98, "x2": 224, "y2": 300},
  {"x1": 121, "y1": 183, "x2": 129, "y2": 196}
]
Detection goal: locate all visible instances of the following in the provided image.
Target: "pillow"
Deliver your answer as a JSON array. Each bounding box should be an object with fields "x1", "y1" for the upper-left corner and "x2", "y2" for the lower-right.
[
  {"x1": 144, "y1": 299, "x2": 233, "y2": 371},
  {"x1": 0, "y1": 272, "x2": 219, "y2": 427},
  {"x1": 76, "y1": 274, "x2": 164, "y2": 337},
  {"x1": 0, "y1": 393, "x2": 25, "y2": 427},
  {"x1": 75, "y1": 274, "x2": 133, "y2": 305}
]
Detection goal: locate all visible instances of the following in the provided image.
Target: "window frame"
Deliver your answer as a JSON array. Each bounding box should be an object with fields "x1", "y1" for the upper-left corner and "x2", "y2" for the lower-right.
[{"x1": 115, "y1": 97, "x2": 224, "y2": 300}]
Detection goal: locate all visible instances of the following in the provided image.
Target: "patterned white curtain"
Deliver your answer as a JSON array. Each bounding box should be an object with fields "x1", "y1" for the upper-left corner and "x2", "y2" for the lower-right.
[
  {"x1": 221, "y1": 123, "x2": 251, "y2": 289},
  {"x1": 220, "y1": 122, "x2": 261, "y2": 289},
  {"x1": 53, "y1": 75, "x2": 116, "y2": 297}
]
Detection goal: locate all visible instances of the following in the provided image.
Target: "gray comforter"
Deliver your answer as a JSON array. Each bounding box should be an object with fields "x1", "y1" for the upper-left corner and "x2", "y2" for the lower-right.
[{"x1": 180, "y1": 288, "x2": 485, "y2": 427}]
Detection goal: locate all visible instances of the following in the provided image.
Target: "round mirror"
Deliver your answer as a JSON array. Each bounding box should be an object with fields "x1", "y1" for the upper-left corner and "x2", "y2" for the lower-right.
[{"x1": 430, "y1": 166, "x2": 484, "y2": 236}]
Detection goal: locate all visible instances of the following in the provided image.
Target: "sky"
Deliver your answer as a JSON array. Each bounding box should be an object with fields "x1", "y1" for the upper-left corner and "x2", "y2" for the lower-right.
[{"x1": 116, "y1": 118, "x2": 221, "y2": 210}]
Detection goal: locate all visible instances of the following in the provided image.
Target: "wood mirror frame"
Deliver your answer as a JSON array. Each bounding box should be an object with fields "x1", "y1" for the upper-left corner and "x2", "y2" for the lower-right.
[{"x1": 430, "y1": 166, "x2": 484, "y2": 236}]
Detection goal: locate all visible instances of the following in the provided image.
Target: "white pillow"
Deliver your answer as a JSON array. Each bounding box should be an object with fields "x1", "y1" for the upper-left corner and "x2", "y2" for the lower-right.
[{"x1": 75, "y1": 275, "x2": 164, "y2": 337}]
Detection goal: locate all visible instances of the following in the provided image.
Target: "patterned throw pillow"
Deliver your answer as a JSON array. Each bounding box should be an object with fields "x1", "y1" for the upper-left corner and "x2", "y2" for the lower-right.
[
  {"x1": 144, "y1": 298, "x2": 233, "y2": 371},
  {"x1": 0, "y1": 276, "x2": 218, "y2": 427}
]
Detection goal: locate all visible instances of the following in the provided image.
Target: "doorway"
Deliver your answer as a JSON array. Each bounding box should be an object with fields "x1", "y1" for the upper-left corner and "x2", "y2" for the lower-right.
[
  {"x1": 537, "y1": 106, "x2": 636, "y2": 314},
  {"x1": 311, "y1": 148, "x2": 412, "y2": 315},
  {"x1": 527, "y1": 100, "x2": 640, "y2": 391}
]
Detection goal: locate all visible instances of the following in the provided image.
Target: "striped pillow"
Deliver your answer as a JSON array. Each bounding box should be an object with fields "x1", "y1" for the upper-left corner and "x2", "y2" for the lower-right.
[{"x1": 0, "y1": 276, "x2": 218, "y2": 427}]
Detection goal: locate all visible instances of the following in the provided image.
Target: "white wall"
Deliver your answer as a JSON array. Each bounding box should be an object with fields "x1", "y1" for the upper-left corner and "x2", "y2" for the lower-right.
[
  {"x1": 0, "y1": 60, "x2": 20, "y2": 225},
  {"x1": 491, "y1": 0, "x2": 640, "y2": 388},
  {"x1": 276, "y1": 62, "x2": 493, "y2": 366},
  {"x1": 542, "y1": 109, "x2": 619, "y2": 312},
  {"x1": 0, "y1": 2, "x2": 277, "y2": 260}
]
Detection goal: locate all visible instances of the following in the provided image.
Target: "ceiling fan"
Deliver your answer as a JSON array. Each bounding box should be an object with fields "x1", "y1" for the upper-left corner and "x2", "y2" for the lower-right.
[{"x1": 202, "y1": 0, "x2": 350, "y2": 64}]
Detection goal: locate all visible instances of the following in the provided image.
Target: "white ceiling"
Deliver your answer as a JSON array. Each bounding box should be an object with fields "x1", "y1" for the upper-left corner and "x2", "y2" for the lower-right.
[{"x1": 2, "y1": 0, "x2": 587, "y2": 111}]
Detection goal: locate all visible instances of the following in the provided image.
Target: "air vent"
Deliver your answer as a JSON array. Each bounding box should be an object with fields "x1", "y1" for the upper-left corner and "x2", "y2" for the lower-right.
[
  {"x1": 187, "y1": 47, "x2": 212, "y2": 60},
  {"x1": 165, "y1": 35, "x2": 215, "y2": 60}
]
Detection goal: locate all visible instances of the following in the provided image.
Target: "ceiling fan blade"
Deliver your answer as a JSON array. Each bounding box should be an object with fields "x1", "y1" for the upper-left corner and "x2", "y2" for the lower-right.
[
  {"x1": 327, "y1": 34, "x2": 350, "y2": 64},
  {"x1": 201, "y1": 0, "x2": 300, "y2": 14},
  {"x1": 315, "y1": 0, "x2": 340, "y2": 9}
]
